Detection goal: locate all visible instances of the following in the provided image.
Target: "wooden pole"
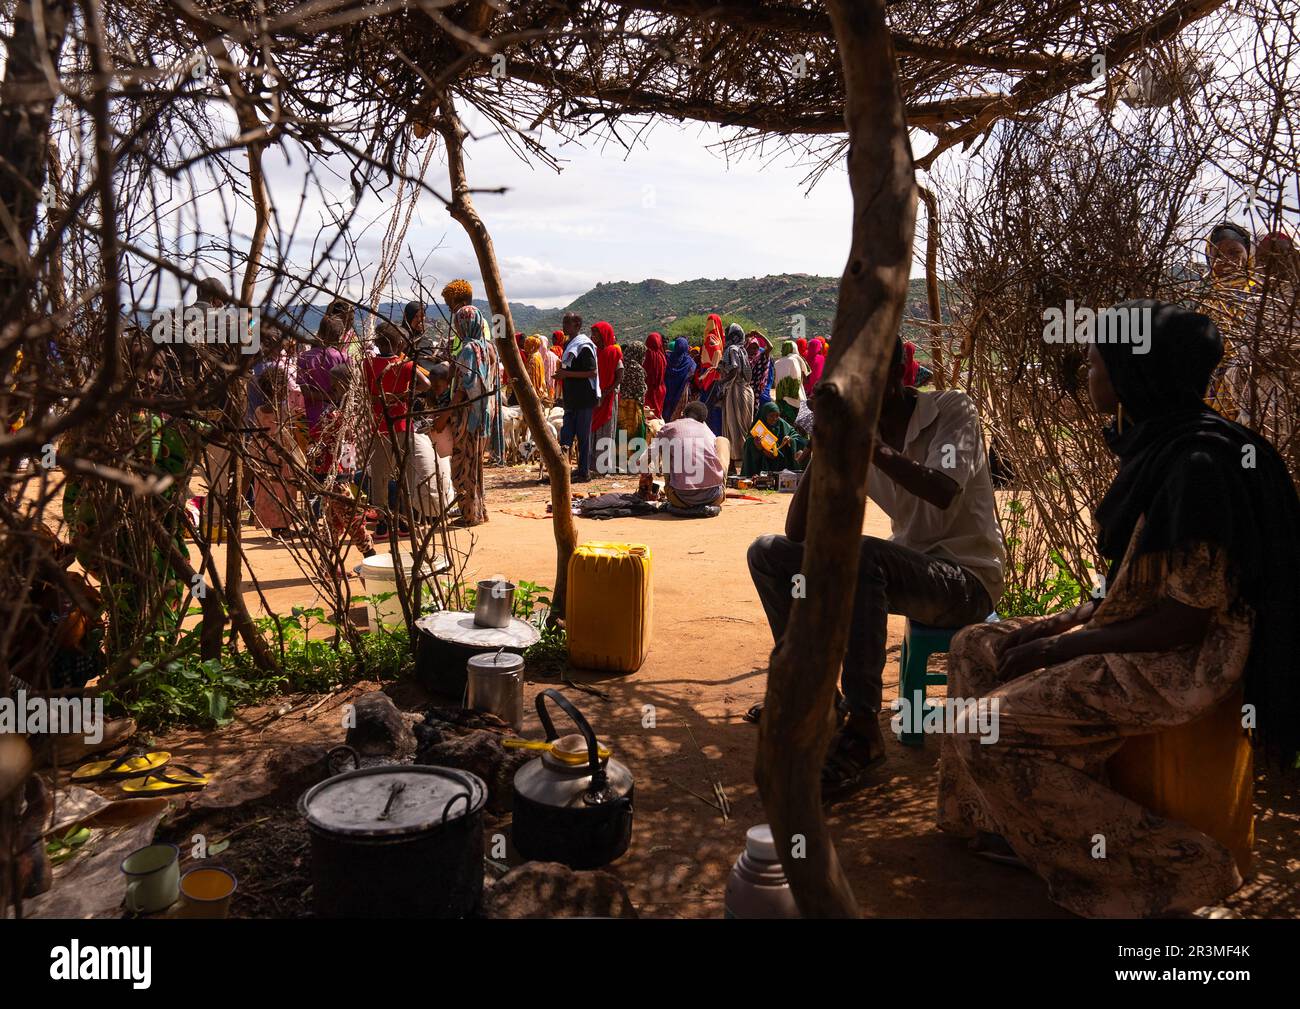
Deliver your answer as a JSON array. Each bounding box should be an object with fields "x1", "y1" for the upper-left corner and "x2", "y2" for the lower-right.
[
  {"x1": 754, "y1": 0, "x2": 917, "y2": 918},
  {"x1": 917, "y1": 185, "x2": 945, "y2": 390},
  {"x1": 434, "y1": 95, "x2": 578, "y2": 617}
]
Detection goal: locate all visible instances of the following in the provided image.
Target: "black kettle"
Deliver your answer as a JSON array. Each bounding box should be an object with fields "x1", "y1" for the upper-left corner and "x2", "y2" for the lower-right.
[{"x1": 511, "y1": 689, "x2": 633, "y2": 870}]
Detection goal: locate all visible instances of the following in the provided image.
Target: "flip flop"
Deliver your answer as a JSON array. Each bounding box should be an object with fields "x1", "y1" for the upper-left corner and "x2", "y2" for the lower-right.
[
  {"x1": 70, "y1": 751, "x2": 170, "y2": 783},
  {"x1": 119, "y1": 764, "x2": 209, "y2": 795}
]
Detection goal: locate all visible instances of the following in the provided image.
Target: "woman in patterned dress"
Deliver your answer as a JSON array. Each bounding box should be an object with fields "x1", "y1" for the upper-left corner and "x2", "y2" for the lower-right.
[{"x1": 939, "y1": 300, "x2": 1300, "y2": 917}]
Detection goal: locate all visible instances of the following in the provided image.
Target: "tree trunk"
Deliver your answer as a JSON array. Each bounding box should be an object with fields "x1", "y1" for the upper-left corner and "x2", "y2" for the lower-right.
[
  {"x1": 434, "y1": 95, "x2": 578, "y2": 617},
  {"x1": 754, "y1": 0, "x2": 917, "y2": 918},
  {"x1": 0, "y1": 0, "x2": 70, "y2": 344},
  {"x1": 917, "y1": 185, "x2": 945, "y2": 390}
]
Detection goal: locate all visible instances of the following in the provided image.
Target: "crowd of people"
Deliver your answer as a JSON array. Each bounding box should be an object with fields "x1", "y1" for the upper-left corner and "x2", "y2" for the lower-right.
[{"x1": 179, "y1": 281, "x2": 844, "y2": 577}]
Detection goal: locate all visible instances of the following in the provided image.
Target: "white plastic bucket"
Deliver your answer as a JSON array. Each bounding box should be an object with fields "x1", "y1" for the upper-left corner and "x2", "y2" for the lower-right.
[{"x1": 358, "y1": 551, "x2": 448, "y2": 627}]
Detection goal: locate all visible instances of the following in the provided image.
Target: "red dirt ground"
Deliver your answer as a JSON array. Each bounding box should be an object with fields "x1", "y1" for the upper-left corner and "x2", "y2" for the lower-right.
[{"x1": 141, "y1": 465, "x2": 1300, "y2": 918}]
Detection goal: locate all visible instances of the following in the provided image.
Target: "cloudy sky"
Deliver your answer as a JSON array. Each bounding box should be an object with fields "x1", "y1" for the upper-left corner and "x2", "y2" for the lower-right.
[{"x1": 248, "y1": 112, "x2": 939, "y2": 310}]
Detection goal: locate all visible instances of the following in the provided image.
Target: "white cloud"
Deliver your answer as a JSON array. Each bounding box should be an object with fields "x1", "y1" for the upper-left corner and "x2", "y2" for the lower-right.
[{"x1": 140, "y1": 106, "x2": 944, "y2": 310}]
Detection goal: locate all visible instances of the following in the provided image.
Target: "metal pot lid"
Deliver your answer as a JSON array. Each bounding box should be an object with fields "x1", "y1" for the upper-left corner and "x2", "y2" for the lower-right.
[
  {"x1": 300, "y1": 764, "x2": 486, "y2": 838},
  {"x1": 514, "y1": 753, "x2": 634, "y2": 809},
  {"x1": 467, "y1": 650, "x2": 525, "y2": 674}
]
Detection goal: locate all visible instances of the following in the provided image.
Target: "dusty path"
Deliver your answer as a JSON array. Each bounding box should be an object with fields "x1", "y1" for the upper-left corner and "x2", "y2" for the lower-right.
[{"x1": 161, "y1": 465, "x2": 1298, "y2": 918}]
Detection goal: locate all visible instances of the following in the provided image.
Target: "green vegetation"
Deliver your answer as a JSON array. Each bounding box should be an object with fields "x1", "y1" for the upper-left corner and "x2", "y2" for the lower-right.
[
  {"x1": 335, "y1": 275, "x2": 944, "y2": 343},
  {"x1": 999, "y1": 550, "x2": 1093, "y2": 617},
  {"x1": 998, "y1": 499, "x2": 1097, "y2": 617},
  {"x1": 663, "y1": 313, "x2": 763, "y2": 346},
  {"x1": 101, "y1": 580, "x2": 570, "y2": 732},
  {"x1": 459, "y1": 578, "x2": 568, "y2": 674},
  {"x1": 101, "y1": 604, "x2": 413, "y2": 730}
]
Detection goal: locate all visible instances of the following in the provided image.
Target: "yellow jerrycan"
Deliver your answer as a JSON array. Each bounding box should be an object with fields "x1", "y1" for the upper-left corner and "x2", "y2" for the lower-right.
[
  {"x1": 1108, "y1": 686, "x2": 1255, "y2": 878},
  {"x1": 566, "y1": 542, "x2": 652, "y2": 673}
]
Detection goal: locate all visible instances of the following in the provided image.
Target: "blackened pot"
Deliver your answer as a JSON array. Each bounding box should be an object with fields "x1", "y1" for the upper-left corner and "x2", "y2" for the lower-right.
[
  {"x1": 511, "y1": 690, "x2": 634, "y2": 870},
  {"x1": 299, "y1": 747, "x2": 486, "y2": 918}
]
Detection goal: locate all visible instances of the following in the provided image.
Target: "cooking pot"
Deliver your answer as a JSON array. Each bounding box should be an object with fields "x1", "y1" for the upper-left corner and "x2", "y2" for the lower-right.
[
  {"x1": 467, "y1": 649, "x2": 525, "y2": 730},
  {"x1": 299, "y1": 746, "x2": 486, "y2": 918},
  {"x1": 511, "y1": 690, "x2": 633, "y2": 870}
]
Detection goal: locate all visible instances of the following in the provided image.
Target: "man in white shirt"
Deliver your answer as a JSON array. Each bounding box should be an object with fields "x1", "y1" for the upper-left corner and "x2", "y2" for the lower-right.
[{"x1": 747, "y1": 337, "x2": 1003, "y2": 797}]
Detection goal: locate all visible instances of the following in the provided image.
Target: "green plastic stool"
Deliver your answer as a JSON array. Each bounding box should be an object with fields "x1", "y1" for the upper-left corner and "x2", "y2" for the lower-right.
[{"x1": 897, "y1": 614, "x2": 998, "y2": 746}]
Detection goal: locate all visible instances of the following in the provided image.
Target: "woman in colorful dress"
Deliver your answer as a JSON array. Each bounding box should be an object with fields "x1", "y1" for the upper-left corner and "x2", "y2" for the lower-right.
[
  {"x1": 590, "y1": 321, "x2": 623, "y2": 472},
  {"x1": 772, "y1": 339, "x2": 810, "y2": 426},
  {"x1": 741, "y1": 400, "x2": 807, "y2": 477},
  {"x1": 618, "y1": 340, "x2": 649, "y2": 471},
  {"x1": 747, "y1": 331, "x2": 773, "y2": 406},
  {"x1": 523, "y1": 333, "x2": 553, "y2": 408},
  {"x1": 449, "y1": 304, "x2": 496, "y2": 525},
  {"x1": 644, "y1": 332, "x2": 667, "y2": 418}
]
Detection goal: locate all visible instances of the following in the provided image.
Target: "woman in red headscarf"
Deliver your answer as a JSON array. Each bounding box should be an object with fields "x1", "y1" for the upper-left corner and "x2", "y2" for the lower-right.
[
  {"x1": 701, "y1": 314, "x2": 725, "y2": 371},
  {"x1": 690, "y1": 314, "x2": 727, "y2": 433},
  {"x1": 644, "y1": 332, "x2": 667, "y2": 417},
  {"x1": 796, "y1": 337, "x2": 810, "y2": 365},
  {"x1": 694, "y1": 314, "x2": 725, "y2": 397},
  {"x1": 902, "y1": 340, "x2": 920, "y2": 387},
  {"x1": 590, "y1": 321, "x2": 623, "y2": 471}
]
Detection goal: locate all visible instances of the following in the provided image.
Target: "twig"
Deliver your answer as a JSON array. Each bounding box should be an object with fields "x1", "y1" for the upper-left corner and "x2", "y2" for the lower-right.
[
  {"x1": 685, "y1": 722, "x2": 729, "y2": 822},
  {"x1": 667, "y1": 778, "x2": 721, "y2": 811}
]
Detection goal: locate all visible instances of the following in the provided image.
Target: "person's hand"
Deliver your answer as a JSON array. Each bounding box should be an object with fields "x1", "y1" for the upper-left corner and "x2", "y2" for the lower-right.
[
  {"x1": 996, "y1": 634, "x2": 1066, "y2": 680},
  {"x1": 993, "y1": 604, "x2": 1093, "y2": 661},
  {"x1": 992, "y1": 619, "x2": 1057, "y2": 660}
]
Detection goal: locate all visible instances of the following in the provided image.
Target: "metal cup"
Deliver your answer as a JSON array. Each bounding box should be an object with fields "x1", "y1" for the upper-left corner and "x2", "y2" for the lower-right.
[{"x1": 473, "y1": 579, "x2": 515, "y2": 628}]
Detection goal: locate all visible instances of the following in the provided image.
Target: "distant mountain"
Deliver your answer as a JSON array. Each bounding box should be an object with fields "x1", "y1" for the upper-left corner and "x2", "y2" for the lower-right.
[
  {"x1": 290, "y1": 276, "x2": 941, "y2": 345},
  {"x1": 288, "y1": 298, "x2": 549, "y2": 338},
  {"x1": 548, "y1": 274, "x2": 939, "y2": 342}
]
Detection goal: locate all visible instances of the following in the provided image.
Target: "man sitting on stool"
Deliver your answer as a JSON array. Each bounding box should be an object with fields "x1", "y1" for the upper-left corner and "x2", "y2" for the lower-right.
[{"x1": 746, "y1": 336, "x2": 1003, "y2": 797}]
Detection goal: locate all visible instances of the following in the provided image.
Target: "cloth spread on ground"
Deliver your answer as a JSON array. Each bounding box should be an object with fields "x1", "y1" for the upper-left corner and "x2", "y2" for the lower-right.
[
  {"x1": 573, "y1": 492, "x2": 662, "y2": 518},
  {"x1": 570, "y1": 492, "x2": 719, "y2": 519}
]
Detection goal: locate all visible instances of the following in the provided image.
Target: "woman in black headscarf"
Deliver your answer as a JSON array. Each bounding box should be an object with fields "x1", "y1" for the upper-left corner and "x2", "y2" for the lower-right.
[{"x1": 938, "y1": 300, "x2": 1300, "y2": 918}]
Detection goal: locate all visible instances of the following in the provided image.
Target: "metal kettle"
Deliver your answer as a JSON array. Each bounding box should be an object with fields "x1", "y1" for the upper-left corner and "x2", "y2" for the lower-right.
[{"x1": 511, "y1": 689, "x2": 634, "y2": 869}]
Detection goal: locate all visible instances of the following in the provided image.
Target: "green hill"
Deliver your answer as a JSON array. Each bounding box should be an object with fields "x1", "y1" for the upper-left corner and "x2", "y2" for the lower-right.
[
  {"x1": 305, "y1": 276, "x2": 941, "y2": 347},
  {"x1": 519, "y1": 274, "x2": 939, "y2": 343}
]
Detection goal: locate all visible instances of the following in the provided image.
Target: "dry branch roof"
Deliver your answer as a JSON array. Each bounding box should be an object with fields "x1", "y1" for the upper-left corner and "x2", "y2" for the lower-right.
[{"x1": 125, "y1": 0, "x2": 1231, "y2": 178}]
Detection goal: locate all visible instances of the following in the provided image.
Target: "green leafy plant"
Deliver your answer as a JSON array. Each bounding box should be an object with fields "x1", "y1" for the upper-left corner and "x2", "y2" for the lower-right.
[
  {"x1": 102, "y1": 606, "x2": 413, "y2": 730},
  {"x1": 998, "y1": 499, "x2": 1094, "y2": 617},
  {"x1": 999, "y1": 549, "x2": 1091, "y2": 617},
  {"x1": 450, "y1": 578, "x2": 568, "y2": 672},
  {"x1": 46, "y1": 827, "x2": 92, "y2": 866}
]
